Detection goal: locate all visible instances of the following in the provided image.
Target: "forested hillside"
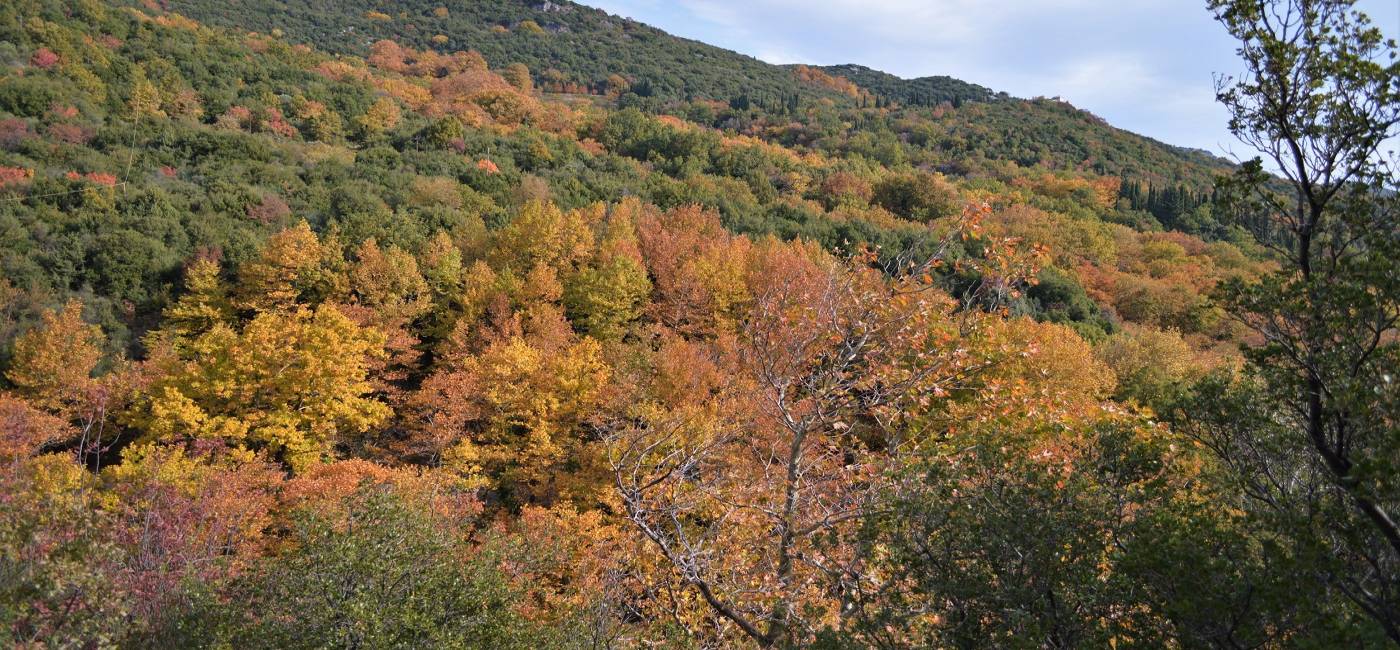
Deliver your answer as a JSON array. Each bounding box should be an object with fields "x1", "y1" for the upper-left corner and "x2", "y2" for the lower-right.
[
  {"x1": 157, "y1": 0, "x2": 1233, "y2": 183},
  {"x1": 1, "y1": 0, "x2": 1397, "y2": 647},
  {"x1": 157, "y1": 0, "x2": 837, "y2": 104}
]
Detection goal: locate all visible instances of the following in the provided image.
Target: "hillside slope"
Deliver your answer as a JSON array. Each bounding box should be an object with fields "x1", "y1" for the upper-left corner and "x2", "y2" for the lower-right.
[
  {"x1": 811, "y1": 63, "x2": 1002, "y2": 106},
  {"x1": 4, "y1": 2, "x2": 1356, "y2": 647},
  {"x1": 1, "y1": 0, "x2": 1257, "y2": 354},
  {"x1": 156, "y1": 0, "x2": 1231, "y2": 186},
  {"x1": 155, "y1": 0, "x2": 846, "y2": 104}
]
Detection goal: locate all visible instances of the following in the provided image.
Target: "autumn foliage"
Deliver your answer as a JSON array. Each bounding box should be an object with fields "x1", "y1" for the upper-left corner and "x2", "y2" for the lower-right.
[{"x1": 0, "y1": 0, "x2": 1363, "y2": 646}]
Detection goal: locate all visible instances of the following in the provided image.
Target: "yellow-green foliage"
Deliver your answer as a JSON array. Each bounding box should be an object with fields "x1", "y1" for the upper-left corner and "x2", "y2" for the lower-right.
[{"x1": 133, "y1": 305, "x2": 389, "y2": 472}]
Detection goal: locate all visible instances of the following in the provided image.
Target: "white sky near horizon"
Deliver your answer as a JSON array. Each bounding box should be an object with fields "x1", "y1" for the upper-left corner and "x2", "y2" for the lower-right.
[{"x1": 576, "y1": 0, "x2": 1400, "y2": 160}]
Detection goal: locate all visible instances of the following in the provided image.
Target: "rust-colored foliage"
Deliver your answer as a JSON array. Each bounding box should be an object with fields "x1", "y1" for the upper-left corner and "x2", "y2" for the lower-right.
[{"x1": 0, "y1": 4, "x2": 1290, "y2": 644}]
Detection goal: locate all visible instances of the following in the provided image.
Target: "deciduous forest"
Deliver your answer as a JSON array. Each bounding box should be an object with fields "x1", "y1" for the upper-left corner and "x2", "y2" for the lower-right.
[{"x1": 0, "y1": 0, "x2": 1396, "y2": 646}]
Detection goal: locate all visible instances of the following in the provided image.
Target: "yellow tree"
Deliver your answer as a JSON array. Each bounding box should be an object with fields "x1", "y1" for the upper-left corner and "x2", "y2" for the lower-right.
[
  {"x1": 1096, "y1": 325, "x2": 1199, "y2": 409},
  {"x1": 417, "y1": 231, "x2": 465, "y2": 342},
  {"x1": 564, "y1": 255, "x2": 650, "y2": 341},
  {"x1": 236, "y1": 222, "x2": 347, "y2": 312},
  {"x1": 356, "y1": 96, "x2": 402, "y2": 137},
  {"x1": 340, "y1": 237, "x2": 433, "y2": 398},
  {"x1": 158, "y1": 258, "x2": 234, "y2": 343},
  {"x1": 502, "y1": 63, "x2": 533, "y2": 93},
  {"x1": 408, "y1": 335, "x2": 611, "y2": 505},
  {"x1": 490, "y1": 200, "x2": 594, "y2": 275},
  {"x1": 564, "y1": 205, "x2": 651, "y2": 341},
  {"x1": 6, "y1": 301, "x2": 102, "y2": 415},
  {"x1": 127, "y1": 66, "x2": 165, "y2": 118},
  {"x1": 350, "y1": 238, "x2": 431, "y2": 324},
  {"x1": 132, "y1": 305, "x2": 389, "y2": 473},
  {"x1": 4, "y1": 300, "x2": 130, "y2": 465}
]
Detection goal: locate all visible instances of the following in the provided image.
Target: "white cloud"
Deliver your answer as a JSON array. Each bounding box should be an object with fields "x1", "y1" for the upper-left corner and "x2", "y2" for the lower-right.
[
  {"x1": 675, "y1": 0, "x2": 1120, "y2": 45},
  {"x1": 1040, "y1": 55, "x2": 1158, "y2": 104},
  {"x1": 753, "y1": 46, "x2": 805, "y2": 65}
]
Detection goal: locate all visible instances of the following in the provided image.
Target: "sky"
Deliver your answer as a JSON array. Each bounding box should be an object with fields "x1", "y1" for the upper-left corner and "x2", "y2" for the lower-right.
[{"x1": 575, "y1": 0, "x2": 1399, "y2": 159}]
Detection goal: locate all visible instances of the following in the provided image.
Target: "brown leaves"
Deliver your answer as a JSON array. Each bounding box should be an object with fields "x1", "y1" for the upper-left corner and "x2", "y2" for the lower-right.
[
  {"x1": 637, "y1": 204, "x2": 752, "y2": 335},
  {"x1": 608, "y1": 234, "x2": 991, "y2": 645},
  {"x1": 0, "y1": 394, "x2": 71, "y2": 461},
  {"x1": 407, "y1": 335, "x2": 611, "y2": 506},
  {"x1": 365, "y1": 40, "x2": 542, "y2": 127}
]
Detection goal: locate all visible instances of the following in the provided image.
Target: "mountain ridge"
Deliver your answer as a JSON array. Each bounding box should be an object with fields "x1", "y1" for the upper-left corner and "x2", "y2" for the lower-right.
[{"x1": 152, "y1": 0, "x2": 1233, "y2": 183}]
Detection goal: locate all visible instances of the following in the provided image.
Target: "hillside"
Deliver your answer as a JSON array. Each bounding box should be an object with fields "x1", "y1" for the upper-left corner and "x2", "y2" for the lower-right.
[
  {"x1": 0, "y1": 0, "x2": 1259, "y2": 352},
  {"x1": 811, "y1": 63, "x2": 1003, "y2": 106},
  {"x1": 5, "y1": 0, "x2": 1393, "y2": 647},
  {"x1": 154, "y1": 0, "x2": 848, "y2": 104},
  {"x1": 156, "y1": 0, "x2": 1233, "y2": 187}
]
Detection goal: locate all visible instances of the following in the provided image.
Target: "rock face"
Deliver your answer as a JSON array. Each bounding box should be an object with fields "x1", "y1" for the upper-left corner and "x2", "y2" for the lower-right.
[{"x1": 536, "y1": 1, "x2": 569, "y2": 13}]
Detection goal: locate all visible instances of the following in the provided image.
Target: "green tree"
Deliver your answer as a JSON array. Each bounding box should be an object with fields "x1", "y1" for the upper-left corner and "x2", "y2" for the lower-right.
[
  {"x1": 855, "y1": 422, "x2": 1178, "y2": 649},
  {"x1": 564, "y1": 255, "x2": 650, "y2": 341},
  {"x1": 159, "y1": 258, "x2": 234, "y2": 343},
  {"x1": 224, "y1": 486, "x2": 546, "y2": 649},
  {"x1": 1190, "y1": 0, "x2": 1400, "y2": 640},
  {"x1": 871, "y1": 172, "x2": 961, "y2": 222}
]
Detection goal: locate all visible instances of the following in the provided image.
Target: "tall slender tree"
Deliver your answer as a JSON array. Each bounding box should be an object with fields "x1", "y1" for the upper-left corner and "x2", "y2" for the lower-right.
[{"x1": 1194, "y1": 0, "x2": 1400, "y2": 639}]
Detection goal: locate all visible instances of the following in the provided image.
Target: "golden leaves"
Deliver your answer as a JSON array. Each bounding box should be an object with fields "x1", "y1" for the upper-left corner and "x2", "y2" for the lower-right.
[
  {"x1": 6, "y1": 300, "x2": 103, "y2": 415},
  {"x1": 134, "y1": 305, "x2": 389, "y2": 473}
]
